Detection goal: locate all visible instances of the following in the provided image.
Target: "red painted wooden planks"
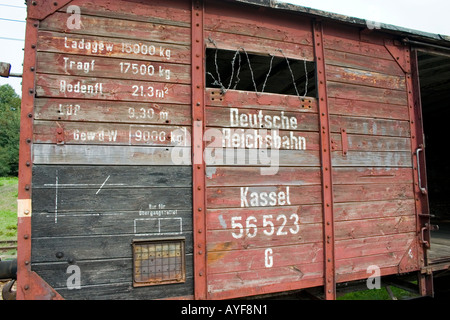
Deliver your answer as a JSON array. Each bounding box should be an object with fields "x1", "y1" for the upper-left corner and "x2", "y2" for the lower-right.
[
  {"x1": 203, "y1": 8, "x2": 321, "y2": 297},
  {"x1": 207, "y1": 243, "x2": 323, "y2": 274},
  {"x1": 40, "y1": 11, "x2": 191, "y2": 45},
  {"x1": 63, "y1": 0, "x2": 191, "y2": 26},
  {"x1": 328, "y1": 97, "x2": 409, "y2": 120},
  {"x1": 37, "y1": 52, "x2": 191, "y2": 84},
  {"x1": 34, "y1": 99, "x2": 191, "y2": 125},
  {"x1": 330, "y1": 115, "x2": 411, "y2": 137},
  {"x1": 334, "y1": 199, "x2": 416, "y2": 221},
  {"x1": 37, "y1": 31, "x2": 190, "y2": 64},
  {"x1": 205, "y1": 107, "x2": 319, "y2": 132},
  {"x1": 207, "y1": 185, "x2": 322, "y2": 209},
  {"x1": 205, "y1": 0, "x2": 313, "y2": 46},
  {"x1": 324, "y1": 49, "x2": 404, "y2": 77},
  {"x1": 36, "y1": 74, "x2": 191, "y2": 104},
  {"x1": 326, "y1": 65, "x2": 406, "y2": 91},
  {"x1": 332, "y1": 167, "x2": 413, "y2": 185},
  {"x1": 327, "y1": 81, "x2": 407, "y2": 106},
  {"x1": 206, "y1": 166, "x2": 321, "y2": 186},
  {"x1": 335, "y1": 233, "x2": 416, "y2": 259},
  {"x1": 207, "y1": 264, "x2": 323, "y2": 299},
  {"x1": 322, "y1": 22, "x2": 420, "y2": 288},
  {"x1": 206, "y1": 88, "x2": 318, "y2": 113},
  {"x1": 33, "y1": 120, "x2": 191, "y2": 147}
]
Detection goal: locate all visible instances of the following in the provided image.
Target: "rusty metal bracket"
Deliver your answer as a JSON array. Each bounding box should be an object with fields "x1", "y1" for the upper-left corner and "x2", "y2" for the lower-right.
[
  {"x1": 384, "y1": 39, "x2": 411, "y2": 74},
  {"x1": 398, "y1": 240, "x2": 420, "y2": 274},
  {"x1": 16, "y1": 16, "x2": 38, "y2": 300},
  {"x1": 20, "y1": 271, "x2": 64, "y2": 300},
  {"x1": 313, "y1": 20, "x2": 336, "y2": 300},
  {"x1": 340, "y1": 128, "x2": 348, "y2": 157},
  {"x1": 27, "y1": 0, "x2": 74, "y2": 20},
  {"x1": 191, "y1": 0, "x2": 207, "y2": 300},
  {"x1": 409, "y1": 48, "x2": 434, "y2": 297},
  {"x1": 56, "y1": 127, "x2": 65, "y2": 144}
]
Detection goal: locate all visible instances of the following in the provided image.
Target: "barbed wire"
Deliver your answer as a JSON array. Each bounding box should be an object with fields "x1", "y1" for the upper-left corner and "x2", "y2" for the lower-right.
[{"x1": 206, "y1": 38, "x2": 309, "y2": 101}]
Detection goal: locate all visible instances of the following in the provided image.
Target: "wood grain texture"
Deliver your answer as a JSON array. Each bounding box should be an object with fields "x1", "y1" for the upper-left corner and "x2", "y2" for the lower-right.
[
  {"x1": 36, "y1": 74, "x2": 191, "y2": 104},
  {"x1": 330, "y1": 115, "x2": 411, "y2": 137},
  {"x1": 207, "y1": 185, "x2": 322, "y2": 209},
  {"x1": 37, "y1": 52, "x2": 191, "y2": 84},
  {"x1": 206, "y1": 88, "x2": 318, "y2": 113},
  {"x1": 62, "y1": 0, "x2": 191, "y2": 26},
  {"x1": 31, "y1": 164, "x2": 194, "y2": 299},
  {"x1": 37, "y1": 31, "x2": 191, "y2": 64},
  {"x1": 32, "y1": 165, "x2": 192, "y2": 188},
  {"x1": 326, "y1": 65, "x2": 406, "y2": 91},
  {"x1": 324, "y1": 48, "x2": 404, "y2": 77},
  {"x1": 332, "y1": 167, "x2": 413, "y2": 185},
  {"x1": 327, "y1": 81, "x2": 407, "y2": 106},
  {"x1": 33, "y1": 120, "x2": 191, "y2": 147},
  {"x1": 34, "y1": 98, "x2": 191, "y2": 125},
  {"x1": 328, "y1": 97, "x2": 410, "y2": 120},
  {"x1": 206, "y1": 166, "x2": 321, "y2": 186},
  {"x1": 205, "y1": 30, "x2": 314, "y2": 61},
  {"x1": 32, "y1": 144, "x2": 191, "y2": 166},
  {"x1": 40, "y1": 11, "x2": 191, "y2": 45},
  {"x1": 333, "y1": 183, "x2": 414, "y2": 203},
  {"x1": 205, "y1": 0, "x2": 313, "y2": 45}
]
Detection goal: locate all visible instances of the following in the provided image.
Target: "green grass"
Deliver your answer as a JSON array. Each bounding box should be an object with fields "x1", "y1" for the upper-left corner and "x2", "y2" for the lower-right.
[
  {"x1": 0, "y1": 176, "x2": 18, "y2": 241},
  {"x1": 338, "y1": 286, "x2": 419, "y2": 300}
]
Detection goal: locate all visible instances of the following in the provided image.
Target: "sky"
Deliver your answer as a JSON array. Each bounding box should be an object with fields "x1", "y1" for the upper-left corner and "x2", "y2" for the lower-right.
[{"x1": 1, "y1": 0, "x2": 450, "y2": 96}]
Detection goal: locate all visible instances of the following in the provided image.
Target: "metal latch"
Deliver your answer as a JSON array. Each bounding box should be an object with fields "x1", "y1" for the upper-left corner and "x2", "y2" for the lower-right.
[
  {"x1": 420, "y1": 222, "x2": 439, "y2": 249},
  {"x1": 416, "y1": 145, "x2": 427, "y2": 195}
]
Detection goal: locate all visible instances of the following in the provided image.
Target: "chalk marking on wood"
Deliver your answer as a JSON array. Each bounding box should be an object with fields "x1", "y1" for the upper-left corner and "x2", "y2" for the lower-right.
[
  {"x1": 44, "y1": 183, "x2": 125, "y2": 187},
  {"x1": 96, "y1": 175, "x2": 111, "y2": 195},
  {"x1": 133, "y1": 217, "x2": 182, "y2": 236}
]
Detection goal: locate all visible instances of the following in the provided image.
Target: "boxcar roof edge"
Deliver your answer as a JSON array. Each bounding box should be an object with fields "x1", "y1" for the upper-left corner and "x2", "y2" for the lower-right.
[{"x1": 225, "y1": 0, "x2": 450, "y2": 47}]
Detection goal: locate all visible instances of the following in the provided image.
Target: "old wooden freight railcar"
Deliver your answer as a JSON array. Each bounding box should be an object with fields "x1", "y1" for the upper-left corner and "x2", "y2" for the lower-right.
[{"x1": 15, "y1": 0, "x2": 450, "y2": 300}]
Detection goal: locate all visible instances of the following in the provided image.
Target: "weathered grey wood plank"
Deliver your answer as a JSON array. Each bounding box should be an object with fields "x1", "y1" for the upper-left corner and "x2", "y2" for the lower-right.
[
  {"x1": 32, "y1": 144, "x2": 191, "y2": 166},
  {"x1": 32, "y1": 186, "x2": 192, "y2": 213},
  {"x1": 32, "y1": 165, "x2": 192, "y2": 188},
  {"x1": 32, "y1": 255, "x2": 193, "y2": 291},
  {"x1": 48, "y1": 276, "x2": 194, "y2": 300},
  {"x1": 32, "y1": 210, "x2": 193, "y2": 237},
  {"x1": 31, "y1": 233, "x2": 193, "y2": 263}
]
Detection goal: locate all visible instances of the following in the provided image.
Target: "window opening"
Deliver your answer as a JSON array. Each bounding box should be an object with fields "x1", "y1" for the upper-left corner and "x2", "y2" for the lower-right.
[{"x1": 205, "y1": 47, "x2": 316, "y2": 98}]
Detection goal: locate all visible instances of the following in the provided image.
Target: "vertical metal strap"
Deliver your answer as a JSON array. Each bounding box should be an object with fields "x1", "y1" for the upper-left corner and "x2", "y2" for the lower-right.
[
  {"x1": 16, "y1": 16, "x2": 38, "y2": 300},
  {"x1": 191, "y1": 0, "x2": 207, "y2": 300},
  {"x1": 409, "y1": 49, "x2": 434, "y2": 297},
  {"x1": 313, "y1": 20, "x2": 336, "y2": 300}
]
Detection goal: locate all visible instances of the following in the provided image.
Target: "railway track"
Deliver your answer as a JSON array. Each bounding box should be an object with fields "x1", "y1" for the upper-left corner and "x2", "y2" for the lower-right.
[{"x1": 0, "y1": 240, "x2": 17, "y2": 253}]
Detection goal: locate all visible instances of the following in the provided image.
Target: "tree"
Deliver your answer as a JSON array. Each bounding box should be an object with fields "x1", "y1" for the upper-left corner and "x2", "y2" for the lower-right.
[{"x1": 0, "y1": 84, "x2": 21, "y2": 176}]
